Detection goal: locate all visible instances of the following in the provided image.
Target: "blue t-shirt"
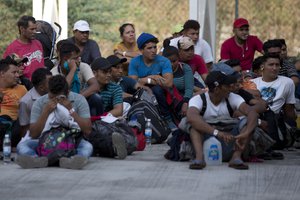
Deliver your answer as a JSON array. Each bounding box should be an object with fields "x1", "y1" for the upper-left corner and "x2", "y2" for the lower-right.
[{"x1": 128, "y1": 55, "x2": 173, "y2": 78}]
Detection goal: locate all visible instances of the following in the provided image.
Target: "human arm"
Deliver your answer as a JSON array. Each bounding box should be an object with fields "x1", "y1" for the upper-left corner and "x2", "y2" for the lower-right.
[
  {"x1": 283, "y1": 104, "x2": 297, "y2": 121},
  {"x1": 80, "y1": 77, "x2": 99, "y2": 98}
]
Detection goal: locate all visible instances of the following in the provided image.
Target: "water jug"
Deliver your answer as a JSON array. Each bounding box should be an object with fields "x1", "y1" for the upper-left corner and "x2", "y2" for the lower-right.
[{"x1": 203, "y1": 136, "x2": 222, "y2": 165}]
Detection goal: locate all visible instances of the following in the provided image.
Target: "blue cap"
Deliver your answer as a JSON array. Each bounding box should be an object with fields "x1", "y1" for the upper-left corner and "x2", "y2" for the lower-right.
[
  {"x1": 211, "y1": 63, "x2": 235, "y2": 75},
  {"x1": 137, "y1": 32, "x2": 157, "y2": 49}
]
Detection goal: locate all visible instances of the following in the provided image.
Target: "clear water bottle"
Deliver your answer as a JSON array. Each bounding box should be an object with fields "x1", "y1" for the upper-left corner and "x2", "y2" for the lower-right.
[
  {"x1": 3, "y1": 134, "x2": 11, "y2": 164},
  {"x1": 145, "y1": 118, "x2": 152, "y2": 146}
]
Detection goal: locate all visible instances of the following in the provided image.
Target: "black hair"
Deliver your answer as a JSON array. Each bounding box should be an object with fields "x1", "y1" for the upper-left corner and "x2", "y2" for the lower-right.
[
  {"x1": 252, "y1": 56, "x2": 264, "y2": 71},
  {"x1": 162, "y1": 46, "x2": 179, "y2": 58},
  {"x1": 263, "y1": 39, "x2": 282, "y2": 52},
  {"x1": 48, "y1": 75, "x2": 69, "y2": 95},
  {"x1": 31, "y1": 68, "x2": 52, "y2": 88},
  {"x1": 119, "y1": 23, "x2": 135, "y2": 36},
  {"x1": 0, "y1": 56, "x2": 18, "y2": 72},
  {"x1": 183, "y1": 19, "x2": 200, "y2": 31},
  {"x1": 260, "y1": 53, "x2": 281, "y2": 65},
  {"x1": 276, "y1": 38, "x2": 286, "y2": 46},
  {"x1": 17, "y1": 15, "x2": 36, "y2": 34},
  {"x1": 59, "y1": 41, "x2": 80, "y2": 59},
  {"x1": 140, "y1": 38, "x2": 159, "y2": 49},
  {"x1": 224, "y1": 59, "x2": 240, "y2": 68}
]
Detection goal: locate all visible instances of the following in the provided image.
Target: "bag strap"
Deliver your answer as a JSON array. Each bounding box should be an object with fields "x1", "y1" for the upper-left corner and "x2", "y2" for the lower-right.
[{"x1": 199, "y1": 93, "x2": 233, "y2": 117}]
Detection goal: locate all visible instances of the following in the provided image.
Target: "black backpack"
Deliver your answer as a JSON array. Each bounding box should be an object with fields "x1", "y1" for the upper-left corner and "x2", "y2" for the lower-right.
[{"x1": 127, "y1": 100, "x2": 171, "y2": 144}]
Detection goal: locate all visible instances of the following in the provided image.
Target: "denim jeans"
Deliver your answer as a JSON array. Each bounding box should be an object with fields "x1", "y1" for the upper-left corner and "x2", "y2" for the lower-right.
[
  {"x1": 151, "y1": 85, "x2": 170, "y2": 118},
  {"x1": 17, "y1": 138, "x2": 93, "y2": 158},
  {"x1": 87, "y1": 93, "x2": 104, "y2": 116}
]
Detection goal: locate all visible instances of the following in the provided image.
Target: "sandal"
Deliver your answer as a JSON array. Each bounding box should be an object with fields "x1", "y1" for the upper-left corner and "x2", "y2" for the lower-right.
[
  {"x1": 189, "y1": 160, "x2": 206, "y2": 170},
  {"x1": 228, "y1": 159, "x2": 249, "y2": 170}
]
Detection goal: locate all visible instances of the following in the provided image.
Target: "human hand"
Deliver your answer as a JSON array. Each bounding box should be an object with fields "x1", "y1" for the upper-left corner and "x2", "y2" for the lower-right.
[
  {"x1": 234, "y1": 133, "x2": 249, "y2": 151},
  {"x1": 43, "y1": 99, "x2": 57, "y2": 115},
  {"x1": 218, "y1": 131, "x2": 234, "y2": 144},
  {"x1": 56, "y1": 95, "x2": 73, "y2": 110},
  {"x1": 181, "y1": 102, "x2": 188, "y2": 116}
]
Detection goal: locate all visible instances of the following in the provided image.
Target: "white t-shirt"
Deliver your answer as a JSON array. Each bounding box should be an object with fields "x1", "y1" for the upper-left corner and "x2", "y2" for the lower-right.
[
  {"x1": 251, "y1": 76, "x2": 296, "y2": 114},
  {"x1": 168, "y1": 36, "x2": 214, "y2": 64},
  {"x1": 188, "y1": 92, "x2": 245, "y2": 120},
  {"x1": 51, "y1": 62, "x2": 94, "y2": 90}
]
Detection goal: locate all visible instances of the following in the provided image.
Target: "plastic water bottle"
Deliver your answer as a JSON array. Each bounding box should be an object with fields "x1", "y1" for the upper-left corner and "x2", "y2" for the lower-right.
[
  {"x1": 3, "y1": 134, "x2": 11, "y2": 164},
  {"x1": 203, "y1": 136, "x2": 222, "y2": 165},
  {"x1": 145, "y1": 118, "x2": 152, "y2": 146}
]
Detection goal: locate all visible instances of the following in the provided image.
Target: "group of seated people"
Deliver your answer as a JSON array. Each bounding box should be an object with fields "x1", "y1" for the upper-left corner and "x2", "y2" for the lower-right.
[{"x1": 0, "y1": 15, "x2": 299, "y2": 170}]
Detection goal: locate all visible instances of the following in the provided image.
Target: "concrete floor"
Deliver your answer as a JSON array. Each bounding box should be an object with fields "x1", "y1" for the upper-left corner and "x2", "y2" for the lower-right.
[{"x1": 0, "y1": 144, "x2": 300, "y2": 200}]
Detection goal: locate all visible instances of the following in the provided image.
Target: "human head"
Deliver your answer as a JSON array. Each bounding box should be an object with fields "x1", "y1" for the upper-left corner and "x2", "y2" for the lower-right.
[
  {"x1": 17, "y1": 15, "x2": 37, "y2": 41},
  {"x1": 119, "y1": 23, "x2": 136, "y2": 44},
  {"x1": 276, "y1": 39, "x2": 288, "y2": 59},
  {"x1": 31, "y1": 68, "x2": 52, "y2": 95},
  {"x1": 263, "y1": 39, "x2": 282, "y2": 59},
  {"x1": 224, "y1": 59, "x2": 242, "y2": 73},
  {"x1": 233, "y1": 18, "x2": 249, "y2": 41},
  {"x1": 58, "y1": 42, "x2": 81, "y2": 65},
  {"x1": 91, "y1": 57, "x2": 112, "y2": 86},
  {"x1": 205, "y1": 71, "x2": 237, "y2": 95},
  {"x1": 73, "y1": 20, "x2": 91, "y2": 45},
  {"x1": 182, "y1": 19, "x2": 200, "y2": 43},
  {"x1": 137, "y1": 33, "x2": 159, "y2": 61},
  {"x1": 7, "y1": 53, "x2": 29, "y2": 77},
  {"x1": 0, "y1": 56, "x2": 20, "y2": 88},
  {"x1": 178, "y1": 36, "x2": 195, "y2": 62},
  {"x1": 48, "y1": 75, "x2": 69, "y2": 99},
  {"x1": 260, "y1": 54, "x2": 281, "y2": 81},
  {"x1": 107, "y1": 55, "x2": 127, "y2": 82},
  {"x1": 252, "y1": 56, "x2": 264, "y2": 77},
  {"x1": 162, "y1": 46, "x2": 180, "y2": 70}
]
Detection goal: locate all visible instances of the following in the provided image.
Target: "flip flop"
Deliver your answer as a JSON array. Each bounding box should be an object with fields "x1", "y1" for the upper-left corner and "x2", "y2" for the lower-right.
[
  {"x1": 228, "y1": 159, "x2": 249, "y2": 170},
  {"x1": 189, "y1": 160, "x2": 206, "y2": 170}
]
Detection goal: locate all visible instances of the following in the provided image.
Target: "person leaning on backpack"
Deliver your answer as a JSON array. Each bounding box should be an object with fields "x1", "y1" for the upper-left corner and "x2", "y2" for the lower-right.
[{"x1": 16, "y1": 75, "x2": 93, "y2": 170}]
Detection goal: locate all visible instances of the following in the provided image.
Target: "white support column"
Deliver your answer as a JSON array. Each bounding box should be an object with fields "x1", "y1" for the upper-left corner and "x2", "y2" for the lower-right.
[
  {"x1": 58, "y1": 0, "x2": 68, "y2": 40},
  {"x1": 32, "y1": 0, "x2": 43, "y2": 20}
]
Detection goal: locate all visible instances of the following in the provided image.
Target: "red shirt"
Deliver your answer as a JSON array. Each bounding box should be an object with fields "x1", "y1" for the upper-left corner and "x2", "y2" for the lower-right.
[
  {"x1": 220, "y1": 35, "x2": 263, "y2": 71},
  {"x1": 185, "y1": 55, "x2": 208, "y2": 75},
  {"x1": 3, "y1": 39, "x2": 44, "y2": 80}
]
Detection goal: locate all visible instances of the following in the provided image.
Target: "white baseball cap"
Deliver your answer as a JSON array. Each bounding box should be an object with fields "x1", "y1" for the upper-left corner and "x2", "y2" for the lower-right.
[{"x1": 73, "y1": 20, "x2": 91, "y2": 31}]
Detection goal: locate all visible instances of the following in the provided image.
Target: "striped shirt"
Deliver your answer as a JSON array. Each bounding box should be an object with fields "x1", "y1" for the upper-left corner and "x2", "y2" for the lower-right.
[
  {"x1": 98, "y1": 82, "x2": 123, "y2": 112},
  {"x1": 173, "y1": 63, "x2": 194, "y2": 102}
]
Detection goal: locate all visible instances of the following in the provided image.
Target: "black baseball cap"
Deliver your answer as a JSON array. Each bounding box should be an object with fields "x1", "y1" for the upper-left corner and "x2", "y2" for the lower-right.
[
  {"x1": 91, "y1": 57, "x2": 112, "y2": 71},
  {"x1": 205, "y1": 71, "x2": 237, "y2": 89},
  {"x1": 106, "y1": 55, "x2": 127, "y2": 66}
]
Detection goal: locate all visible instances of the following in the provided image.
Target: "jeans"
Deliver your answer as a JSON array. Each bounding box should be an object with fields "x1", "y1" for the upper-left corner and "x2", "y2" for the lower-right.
[
  {"x1": 87, "y1": 93, "x2": 104, "y2": 116},
  {"x1": 151, "y1": 85, "x2": 170, "y2": 118},
  {"x1": 17, "y1": 138, "x2": 93, "y2": 158}
]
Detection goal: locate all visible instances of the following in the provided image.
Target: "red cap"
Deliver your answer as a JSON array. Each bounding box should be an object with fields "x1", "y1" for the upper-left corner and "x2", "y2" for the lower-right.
[{"x1": 233, "y1": 18, "x2": 249, "y2": 28}]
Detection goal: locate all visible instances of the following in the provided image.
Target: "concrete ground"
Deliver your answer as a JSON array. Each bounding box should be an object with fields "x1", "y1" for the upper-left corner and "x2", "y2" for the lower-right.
[{"x1": 0, "y1": 143, "x2": 300, "y2": 200}]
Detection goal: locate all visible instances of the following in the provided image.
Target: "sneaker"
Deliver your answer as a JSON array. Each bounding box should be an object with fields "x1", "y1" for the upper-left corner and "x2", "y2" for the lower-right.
[
  {"x1": 112, "y1": 132, "x2": 127, "y2": 159},
  {"x1": 166, "y1": 119, "x2": 178, "y2": 132},
  {"x1": 16, "y1": 155, "x2": 48, "y2": 169},
  {"x1": 59, "y1": 155, "x2": 88, "y2": 170}
]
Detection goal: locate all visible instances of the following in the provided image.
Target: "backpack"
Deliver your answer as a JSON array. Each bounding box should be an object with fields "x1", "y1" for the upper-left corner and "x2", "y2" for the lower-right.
[
  {"x1": 199, "y1": 93, "x2": 233, "y2": 117},
  {"x1": 127, "y1": 100, "x2": 171, "y2": 144},
  {"x1": 37, "y1": 127, "x2": 81, "y2": 166},
  {"x1": 88, "y1": 119, "x2": 137, "y2": 157}
]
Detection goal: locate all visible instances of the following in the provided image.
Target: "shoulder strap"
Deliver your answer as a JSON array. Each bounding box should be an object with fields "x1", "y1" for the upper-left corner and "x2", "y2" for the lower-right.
[
  {"x1": 225, "y1": 98, "x2": 234, "y2": 117},
  {"x1": 200, "y1": 93, "x2": 207, "y2": 116}
]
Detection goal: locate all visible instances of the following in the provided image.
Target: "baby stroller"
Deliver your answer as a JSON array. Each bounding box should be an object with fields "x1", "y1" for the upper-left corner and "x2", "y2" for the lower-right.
[{"x1": 35, "y1": 20, "x2": 62, "y2": 70}]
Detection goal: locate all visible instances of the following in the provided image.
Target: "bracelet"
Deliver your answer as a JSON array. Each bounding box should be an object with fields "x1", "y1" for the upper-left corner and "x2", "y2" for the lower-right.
[
  {"x1": 122, "y1": 51, "x2": 127, "y2": 57},
  {"x1": 69, "y1": 108, "x2": 75, "y2": 115},
  {"x1": 213, "y1": 129, "x2": 219, "y2": 137},
  {"x1": 258, "y1": 119, "x2": 262, "y2": 126},
  {"x1": 147, "y1": 78, "x2": 151, "y2": 84}
]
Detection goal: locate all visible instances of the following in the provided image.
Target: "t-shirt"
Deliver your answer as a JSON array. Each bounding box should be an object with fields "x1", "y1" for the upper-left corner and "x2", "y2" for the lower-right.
[
  {"x1": 3, "y1": 39, "x2": 44, "y2": 80},
  {"x1": 98, "y1": 82, "x2": 123, "y2": 112},
  {"x1": 67, "y1": 37, "x2": 101, "y2": 65},
  {"x1": 19, "y1": 87, "x2": 41, "y2": 126},
  {"x1": 251, "y1": 76, "x2": 296, "y2": 114},
  {"x1": 114, "y1": 42, "x2": 139, "y2": 53},
  {"x1": 51, "y1": 62, "x2": 95, "y2": 91},
  {"x1": 0, "y1": 84, "x2": 27, "y2": 120},
  {"x1": 168, "y1": 36, "x2": 214, "y2": 63},
  {"x1": 188, "y1": 92, "x2": 245, "y2": 120},
  {"x1": 31, "y1": 92, "x2": 90, "y2": 124},
  {"x1": 128, "y1": 55, "x2": 172, "y2": 78},
  {"x1": 173, "y1": 63, "x2": 194, "y2": 101},
  {"x1": 186, "y1": 54, "x2": 208, "y2": 75},
  {"x1": 220, "y1": 35, "x2": 263, "y2": 71},
  {"x1": 279, "y1": 59, "x2": 299, "y2": 78}
]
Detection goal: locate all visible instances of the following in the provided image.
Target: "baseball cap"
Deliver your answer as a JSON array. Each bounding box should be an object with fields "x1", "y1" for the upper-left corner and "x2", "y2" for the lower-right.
[
  {"x1": 91, "y1": 57, "x2": 111, "y2": 71},
  {"x1": 205, "y1": 71, "x2": 237, "y2": 89},
  {"x1": 107, "y1": 55, "x2": 127, "y2": 66},
  {"x1": 73, "y1": 20, "x2": 91, "y2": 32},
  {"x1": 137, "y1": 32, "x2": 158, "y2": 49},
  {"x1": 211, "y1": 62, "x2": 241, "y2": 79},
  {"x1": 178, "y1": 36, "x2": 194, "y2": 50},
  {"x1": 172, "y1": 24, "x2": 183, "y2": 34},
  {"x1": 233, "y1": 18, "x2": 249, "y2": 28}
]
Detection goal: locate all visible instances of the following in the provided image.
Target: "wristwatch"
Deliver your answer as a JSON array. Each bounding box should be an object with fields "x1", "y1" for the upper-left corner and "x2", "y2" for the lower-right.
[
  {"x1": 213, "y1": 129, "x2": 219, "y2": 137},
  {"x1": 147, "y1": 78, "x2": 151, "y2": 84},
  {"x1": 69, "y1": 108, "x2": 75, "y2": 115},
  {"x1": 258, "y1": 119, "x2": 262, "y2": 126}
]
